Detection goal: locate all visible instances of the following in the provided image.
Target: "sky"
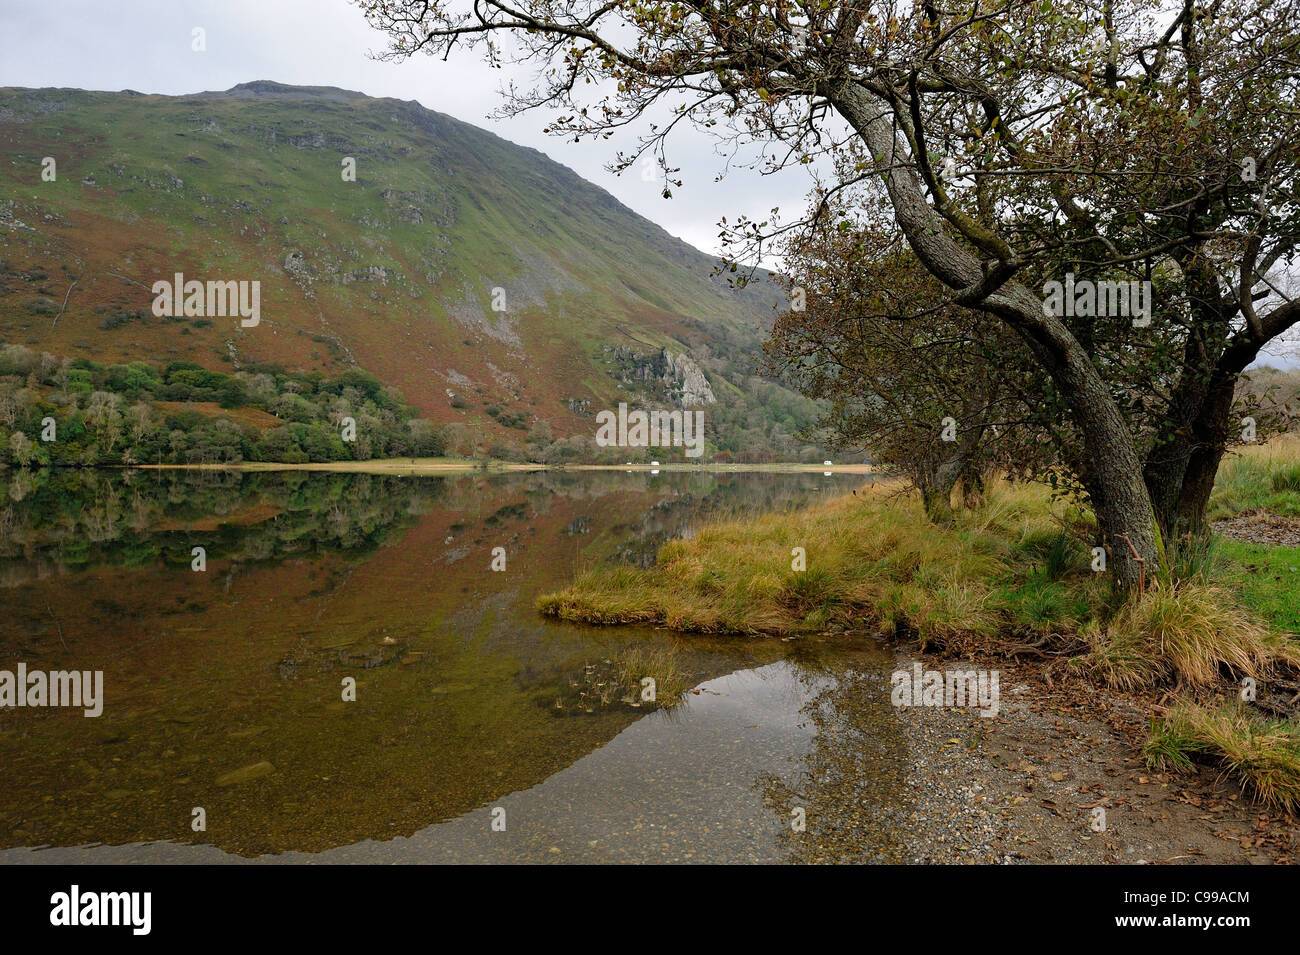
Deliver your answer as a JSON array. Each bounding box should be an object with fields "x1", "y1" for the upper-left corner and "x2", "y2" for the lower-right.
[
  {"x1": 0, "y1": 0, "x2": 1294, "y2": 367},
  {"x1": 0, "y1": 0, "x2": 812, "y2": 260}
]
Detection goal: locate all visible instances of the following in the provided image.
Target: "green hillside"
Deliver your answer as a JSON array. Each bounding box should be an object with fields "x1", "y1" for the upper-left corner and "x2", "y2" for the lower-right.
[{"x1": 0, "y1": 81, "x2": 821, "y2": 463}]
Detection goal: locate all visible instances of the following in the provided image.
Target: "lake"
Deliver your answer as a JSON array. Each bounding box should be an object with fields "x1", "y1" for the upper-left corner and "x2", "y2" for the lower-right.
[{"x1": 0, "y1": 468, "x2": 908, "y2": 863}]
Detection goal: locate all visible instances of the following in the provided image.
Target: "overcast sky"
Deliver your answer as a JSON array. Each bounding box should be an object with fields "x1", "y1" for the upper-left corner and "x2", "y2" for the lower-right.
[
  {"x1": 1, "y1": 0, "x2": 1294, "y2": 367},
  {"x1": 0, "y1": 0, "x2": 811, "y2": 260}
]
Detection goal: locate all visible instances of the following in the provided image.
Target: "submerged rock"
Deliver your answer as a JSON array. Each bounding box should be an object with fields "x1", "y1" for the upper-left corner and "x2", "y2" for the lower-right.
[{"x1": 215, "y1": 761, "x2": 276, "y2": 786}]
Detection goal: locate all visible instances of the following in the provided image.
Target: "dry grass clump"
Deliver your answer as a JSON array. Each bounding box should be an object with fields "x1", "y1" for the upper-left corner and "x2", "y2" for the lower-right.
[
  {"x1": 552, "y1": 642, "x2": 693, "y2": 712},
  {"x1": 1080, "y1": 580, "x2": 1293, "y2": 691},
  {"x1": 1145, "y1": 702, "x2": 1300, "y2": 812}
]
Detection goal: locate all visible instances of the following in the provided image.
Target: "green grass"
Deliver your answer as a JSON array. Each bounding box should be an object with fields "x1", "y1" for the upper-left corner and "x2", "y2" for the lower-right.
[
  {"x1": 1218, "y1": 539, "x2": 1300, "y2": 634},
  {"x1": 1273, "y1": 462, "x2": 1300, "y2": 493},
  {"x1": 1209, "y1": 434, "x2": 1300, "y2": 519},
  {"x1": 989, "y1": 571, "x2": 1093, "y2": 634}
]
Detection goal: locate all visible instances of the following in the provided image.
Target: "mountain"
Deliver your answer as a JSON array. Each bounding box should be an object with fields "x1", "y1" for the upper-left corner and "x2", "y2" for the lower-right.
[{"x1": 0, "y1": 81, "x2": 821, "y2": 461}]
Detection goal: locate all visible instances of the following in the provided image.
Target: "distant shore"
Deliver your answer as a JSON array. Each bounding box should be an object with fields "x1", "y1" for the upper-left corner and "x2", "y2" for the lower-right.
[{"x1": 132, "y1": 458, "x2": 877, "y2": 475}]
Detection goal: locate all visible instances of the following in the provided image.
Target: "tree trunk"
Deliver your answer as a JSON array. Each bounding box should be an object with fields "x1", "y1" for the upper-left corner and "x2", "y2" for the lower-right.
[
  {"x1": 1173, "y1": 373, "x2": 1238, "y2": 533},
  {"x1": 831, "y1": 81, "x2": 1162, "y2": 588},
  {"x1": 1141, "y1": 252, "x2": 1273, "y2": 536},
  {"x1": 959, "y1": 462, "x2": 986, "y2": 509},
  {"x1": 1069, "y1": 415, "x2": 1161, "y2": 590},
  {"x1": 921, "y1": 483, "x2": 956, "y2": 524},
  {"x1": 1143, "y1": 329, "x2": 1253, "y2": 536},
  {"x1": 917, "y1": 452, "x2": 960, "y2": 524},
  {"x1": 1142, "y1": 389, "x2": 1203, "y2": 537},
  {"x1": 922, "y1": 417, "x2": 983, "y2": 524}
]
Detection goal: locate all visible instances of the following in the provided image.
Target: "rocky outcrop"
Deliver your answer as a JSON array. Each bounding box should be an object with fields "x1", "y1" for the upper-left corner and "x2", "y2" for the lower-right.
[
  {"x1": 662, "y1": 350, "x2": 715, "y2": 406},
  {"x1": 604, "y1": 346, "x2": 716, "y2": 407}
]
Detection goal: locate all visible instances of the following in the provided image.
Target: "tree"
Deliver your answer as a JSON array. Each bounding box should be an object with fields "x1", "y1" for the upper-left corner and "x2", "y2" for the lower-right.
[
  {"x1": 408, "y1": 418, "x2": 447, "y2": 457},
  {"x1": 8, "y1": 431, "x2": 34, "y2": 468},
  {"x1": 0, "y1": 381, "x2": 31, "y2": 431},
  {"x1": 360, "y1": 0, "x2": 1300, "y2": 587},
  {"x1": 767, "y1": 208, "x2": 1050, "y2": 520},
  {"x1": 85, "y1": 391, "x2": 124, "y2": 456},
  {"x1": 127, "y1": 402, "x2": 154, "y2": 444}
]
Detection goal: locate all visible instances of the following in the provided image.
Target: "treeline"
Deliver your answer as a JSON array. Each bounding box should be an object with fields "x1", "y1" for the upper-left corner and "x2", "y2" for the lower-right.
[
  {"x1": 0, "y1": 344, "x2": 445, "y2": 467},
  {"x1": 468, "y1": 377, "x2": 828, "y2": 465},
  {"x1": 0, "y1": 338, "x2": 835, "y2": 468},
  {"x1": 1237, "y1": 365, "x2": 1300, "y2": 425}
]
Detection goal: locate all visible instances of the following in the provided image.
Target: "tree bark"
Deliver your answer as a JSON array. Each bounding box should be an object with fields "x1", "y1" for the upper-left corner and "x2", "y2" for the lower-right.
[
  {"x1": 960, "y1": 462, "x2": 986, "y2": 509},
  {"x1": 1144, "y1": 301, "x2": 1292, "y2": 535},
  {"x1": 1172, "y1": 371, "x2": 1239, "y2": 533},
  {"x1": 921, "y1": 481, "x2": 956, "y2": 524}
]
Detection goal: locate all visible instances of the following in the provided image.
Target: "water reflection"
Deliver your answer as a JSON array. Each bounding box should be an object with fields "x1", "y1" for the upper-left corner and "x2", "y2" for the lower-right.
[{"x1": 0, "y1": 468, "x2": 896, "y2": 861}]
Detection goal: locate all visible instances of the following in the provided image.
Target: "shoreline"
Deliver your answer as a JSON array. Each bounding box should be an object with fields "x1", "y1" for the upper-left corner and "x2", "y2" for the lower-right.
[
  {"x1": 123, "y1": 460, "x2": 877, "y2": 475},
  {"x1": 889, "y1": 647, "x2": 1292, "y2": 864}
]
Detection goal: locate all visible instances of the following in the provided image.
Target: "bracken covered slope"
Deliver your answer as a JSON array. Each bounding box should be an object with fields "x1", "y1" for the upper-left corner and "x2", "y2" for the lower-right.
[{"x1": 0, "y1": 81, "x2": 817, "y2": 456}]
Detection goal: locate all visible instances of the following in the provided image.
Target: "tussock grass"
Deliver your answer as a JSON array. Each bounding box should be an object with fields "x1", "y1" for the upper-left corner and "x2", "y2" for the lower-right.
[
  {"x1": 552, "y1": 642, "x2": 693, "y2": 712},
  {"x1": 1146, "y1": 703, "x2": 1300, "y2": 812},
  {"x1": 1081, "y1": 580, "x2": 1293, "y2": 690},
  {"x1": 1272, "y1": 461, "x2": 1300, "y2": 493},
  {"x1": 613, "y1": 644, "x2": 692, "y2": 708},
  {"x1": 536, "y1": 566, "x2": 668, "y2": 626},
  {"x1": 1081, "y1": 623, "x2": 1163, "y2": 692}
]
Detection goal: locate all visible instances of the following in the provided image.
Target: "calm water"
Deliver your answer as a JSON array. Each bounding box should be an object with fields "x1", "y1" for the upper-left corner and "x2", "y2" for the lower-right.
[{"x1": 0, "y1": 468, "x2": 907, "y2": 863}]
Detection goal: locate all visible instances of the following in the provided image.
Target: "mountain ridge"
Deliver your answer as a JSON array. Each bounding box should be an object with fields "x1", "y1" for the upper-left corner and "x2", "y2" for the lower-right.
[{"x1": 0, "y1": 81, "x2": 819, "y2": 460}]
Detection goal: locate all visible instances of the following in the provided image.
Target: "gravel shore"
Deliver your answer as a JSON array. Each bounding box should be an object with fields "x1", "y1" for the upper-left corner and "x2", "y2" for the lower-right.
[{"x1": 883, "y1": 651, "x2": 1296, "y2": 864}]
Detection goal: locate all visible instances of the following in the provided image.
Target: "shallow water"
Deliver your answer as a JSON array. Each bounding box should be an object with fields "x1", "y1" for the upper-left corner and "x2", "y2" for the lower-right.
[{"x1": 0, "y1": 468, "x2": 907, "y2": 863}]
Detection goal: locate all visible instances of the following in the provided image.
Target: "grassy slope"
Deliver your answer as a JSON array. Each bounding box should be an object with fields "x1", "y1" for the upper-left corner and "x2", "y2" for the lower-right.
[{"x1": 0, "y1": 82, "x2": 802, "y2": 447}]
